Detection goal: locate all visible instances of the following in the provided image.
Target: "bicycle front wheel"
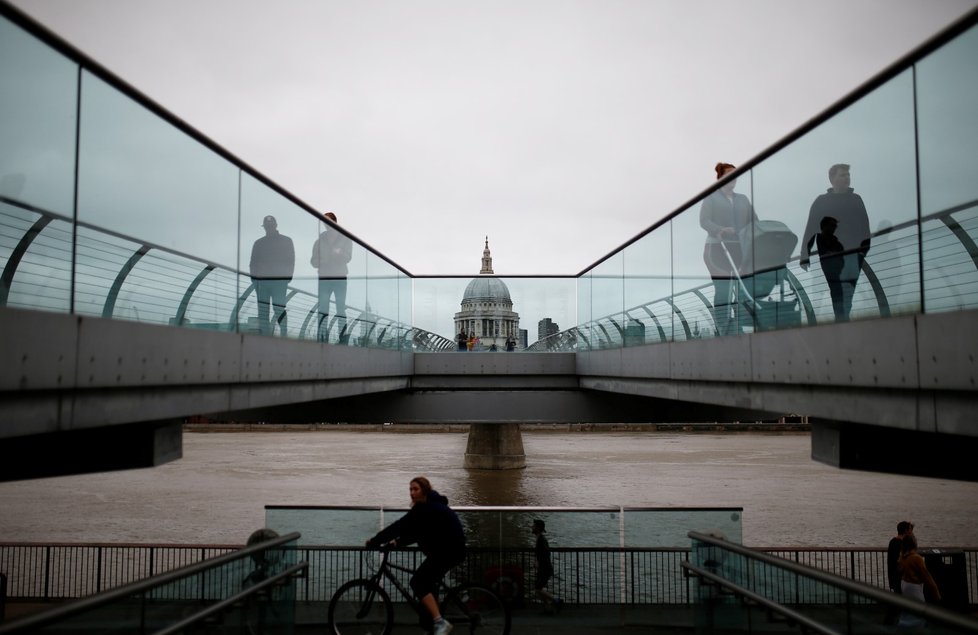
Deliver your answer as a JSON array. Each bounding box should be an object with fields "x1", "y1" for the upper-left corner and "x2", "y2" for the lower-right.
[
  {"x1": 443, "y1": 583, "x2": 511, "y2": 635},
  {"x1": 328, "y1": 579, "x2": 393, "y2": 635}
]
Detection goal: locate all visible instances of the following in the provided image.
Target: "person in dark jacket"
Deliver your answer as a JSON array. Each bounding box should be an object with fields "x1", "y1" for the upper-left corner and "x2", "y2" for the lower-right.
[
  {"x1": 800, "y1": 164, "x2": 871, "y2": 321},
  {"x1": 249, "y1": 215, "x2": 295, "y2": 336},
  {"x1": 366, "y1": 477, "x2": 466, "y2": 635},
  {"x1": 532, "y1": 519, "x2": 561, "y2": 611}
]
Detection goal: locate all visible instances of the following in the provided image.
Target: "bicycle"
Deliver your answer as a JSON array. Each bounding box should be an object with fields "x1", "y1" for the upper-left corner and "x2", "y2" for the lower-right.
[{"x1": 328, "y1": 544, "x2": 511, "y2": 635}]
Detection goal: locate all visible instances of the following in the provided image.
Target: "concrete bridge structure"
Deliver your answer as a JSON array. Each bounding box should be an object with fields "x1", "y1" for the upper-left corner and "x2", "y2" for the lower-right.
[{"x1": 2, "y1": 1, "x2": 977, "y2": 481}]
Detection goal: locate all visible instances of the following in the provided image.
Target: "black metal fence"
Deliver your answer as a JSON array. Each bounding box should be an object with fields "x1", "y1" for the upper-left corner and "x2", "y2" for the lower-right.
[{"x1": 1, "y1": 543, "x2": 975, "y2": 608}]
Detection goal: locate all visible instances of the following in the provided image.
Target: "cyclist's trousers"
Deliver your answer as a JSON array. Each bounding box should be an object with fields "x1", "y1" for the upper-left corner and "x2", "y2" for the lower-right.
[{"x1": 412, "y1": 549, "x2": 465, "y2": 598}]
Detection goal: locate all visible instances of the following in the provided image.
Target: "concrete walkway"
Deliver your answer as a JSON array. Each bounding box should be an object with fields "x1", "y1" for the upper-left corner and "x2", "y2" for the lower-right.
[{"x1": 298, "y1": 602, "x2": 699, "y2": 633}]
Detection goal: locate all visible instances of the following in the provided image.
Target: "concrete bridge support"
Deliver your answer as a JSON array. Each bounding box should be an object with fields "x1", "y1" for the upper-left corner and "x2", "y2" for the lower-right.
[{"x1": 464, "y1": 423, "x2": 526, "y2": 470}]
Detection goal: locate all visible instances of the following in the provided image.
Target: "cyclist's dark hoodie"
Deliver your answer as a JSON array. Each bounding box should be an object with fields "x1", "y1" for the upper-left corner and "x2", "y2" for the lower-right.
[{"x1": 367, "y1": 490, "x2": 466, "y2": 558}]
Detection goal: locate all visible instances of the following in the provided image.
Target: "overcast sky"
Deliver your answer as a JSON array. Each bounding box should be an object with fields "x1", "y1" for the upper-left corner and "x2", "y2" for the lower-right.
[{"x1": 9, "y1": 0, "x2": 978, "y2": 276}]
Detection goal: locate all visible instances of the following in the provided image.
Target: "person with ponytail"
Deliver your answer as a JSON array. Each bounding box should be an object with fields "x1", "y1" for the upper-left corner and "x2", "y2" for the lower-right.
[{"x1": 699, "y1": 162, "x2": 758, "y2": 336}]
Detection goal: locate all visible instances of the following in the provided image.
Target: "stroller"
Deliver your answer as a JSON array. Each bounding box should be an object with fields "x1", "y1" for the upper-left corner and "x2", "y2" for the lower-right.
[{"x1": 719, "y1": 220, "x2": 801, "y2": 332}]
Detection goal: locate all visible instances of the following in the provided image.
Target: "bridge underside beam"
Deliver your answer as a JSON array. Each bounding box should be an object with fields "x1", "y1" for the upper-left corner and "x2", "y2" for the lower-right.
[
  {"x1": 212, "y1": 388, "x2": 775, "y2": 424},
  {"x1": 811, "y1": 420, "x2": 978, "y2": 482},
  {"x1": 0, "y1": 420, "x2": 182, "y2": 482}
]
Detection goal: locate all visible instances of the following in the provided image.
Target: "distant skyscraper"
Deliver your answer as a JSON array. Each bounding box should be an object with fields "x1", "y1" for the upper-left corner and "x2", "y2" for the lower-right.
[
  {"x1": 538, "y1": 317, "x2": 559, "y2": 342},
  {"x1": 454, "y1": 238, "x2": 520, "y2": 350}
]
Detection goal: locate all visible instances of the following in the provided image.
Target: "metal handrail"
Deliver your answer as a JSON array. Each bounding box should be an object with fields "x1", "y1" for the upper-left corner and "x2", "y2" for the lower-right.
[
  {"x1": 150, "y1": 561, "x2": 308, "y2": 635},
  {"x1": 686, "y1": 530, "x2": 978, "y2": 633},
  {"x1": 680, "y1": 560, "x2": 842, "y2": 635},
  {"x1": 0, "y1": 531, "x2": 301, "y2": 634}
]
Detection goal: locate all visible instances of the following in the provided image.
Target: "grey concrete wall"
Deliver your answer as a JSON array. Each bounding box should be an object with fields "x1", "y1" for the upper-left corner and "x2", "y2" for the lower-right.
[{"x1": 576, "y1": 309, "x2": 978, "y2": 437}]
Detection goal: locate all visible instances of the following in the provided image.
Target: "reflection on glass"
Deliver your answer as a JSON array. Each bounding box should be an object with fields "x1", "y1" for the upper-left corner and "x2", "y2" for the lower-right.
[
  {"x1": 589, "y1": 253, "x2": 624, "y2": 349},
  {"x1": 918, "y1": 24, "x2": 978, "y2": 315},
  {"x1": 366, "y1": 255, "x2": 403, "y2": 349},
  {"x1": 671, "y1": 205, "x2": 716, "y2": 341},
  {"x1": 0, "y1": 203, "x2": 72, "y2": 312},
  {"x1": 755, "y1": 71, "x2": 920, "y2": 325},
  {"x1": 4, "y1": 3, "x2": 978, "y2": 348},
  {"x1": 623, "y1": 227, "x2": 673, "y2": 345},
  {"x1": 577, "y1": 272, "x2": 593, "y2": 353},
  {"x1": 699, "y1": 163, "x2": 757, "y2": 336},
  {"x1": 917, "y1": 23, "x2": 978, "y2": 218},
  {"x1": 78, "y1": 72, "x2": 239, "y2": 268},
  {"x1": 310, "y1": 212, "x2": 355, "y2": 344},
  {"x1": 0, "y1": 16, "x2": 78, "y2": 218}
]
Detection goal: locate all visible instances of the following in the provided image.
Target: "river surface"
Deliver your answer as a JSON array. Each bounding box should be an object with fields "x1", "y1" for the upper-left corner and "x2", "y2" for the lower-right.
[{"x1": 0, "y1": 429, "x2": 976, "y2": 548}]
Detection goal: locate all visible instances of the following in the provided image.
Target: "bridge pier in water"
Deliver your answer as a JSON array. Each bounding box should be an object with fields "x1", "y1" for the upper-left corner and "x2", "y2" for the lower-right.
[{"x1": 464, "y1": 423, "x2": 526, "y2": 470}]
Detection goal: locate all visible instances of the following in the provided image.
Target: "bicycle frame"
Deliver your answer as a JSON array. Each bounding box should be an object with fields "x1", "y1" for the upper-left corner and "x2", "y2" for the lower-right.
[
  {"x1": 364, "y1": 548, "x2": 467, "y2": 618},
  {"x1": 331, "y1": 547, "x2": 511, "y2": 635},
  {"x1": 368, "y1": 548, "x2": 426, "y2": 615}
]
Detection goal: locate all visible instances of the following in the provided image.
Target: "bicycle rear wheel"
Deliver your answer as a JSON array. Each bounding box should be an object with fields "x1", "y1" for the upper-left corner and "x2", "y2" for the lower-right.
[
  {"x1": 442, "y1": 583, "x2": 511, "y2": 635},
  {"x1": 328, "y1": 579, "x2": 393, "y2": 635}
]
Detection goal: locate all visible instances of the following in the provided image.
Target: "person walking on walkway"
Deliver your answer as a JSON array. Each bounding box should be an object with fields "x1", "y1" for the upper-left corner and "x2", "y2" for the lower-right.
[
  {"x1": 532, "y1": 519, "x2": 562, "y2": 613},
  {"x1": 249, "y1": 215, "x2": 294, "y2": 336},
  {"x1": 310, "y1": 212, "x2": 352, "y2": 343}
]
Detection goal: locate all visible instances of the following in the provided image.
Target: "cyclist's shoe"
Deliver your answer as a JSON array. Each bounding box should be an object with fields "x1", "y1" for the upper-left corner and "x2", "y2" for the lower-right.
[{"x1": 433, "y1": 618, "x2": 453, "y2": 635}]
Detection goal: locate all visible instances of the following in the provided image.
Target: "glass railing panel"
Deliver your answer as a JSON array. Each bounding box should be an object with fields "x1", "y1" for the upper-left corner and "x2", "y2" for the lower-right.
[
  {"x1": 672, "y1": 201, "x2": 723, "y2": 339},
  {"x1": 622, "y1": 225, "x2": 673, "y2": 344},
  {"x1": 343, "y1": 237, "x2": 369, "y2": 348},
  {"x1": 589, "y1": 252, "x2": 624, "y2": 350},
  {"x1": 73, "y1": 226, "x2": 241, "y2": 329},
  {"x1": 265, "y1": 507, "x2": 382, "y2": 547},
  {"x1": 624, "y1": 509, "x2": 742, "y2": 548},
  {"x1": 917, "y1": 22, "x2": 978, "y2": 220},
  {"x1": 918, "y1": 22, "x2": 978, "y2": 314},
  {"x1": 753, "y1": 70, "x2": 920, "y2": 328},
  {"x1": 921, "y1": 207, "x2": 978, "y2": 313},
  {"x1": 0, "y1": 202, "x2": 72, "y2": 312},
  {"x1": 0, "y1": 15, "x2": 78, "y2": 219},
  {"x1": 398, "y1": 272, "x2": 412, "y2": 349},
  {"x1": 690, "y1": 538, "x2": 751, "y2": 632},
  {"x1": 413, "y1": 277, "x2": 471, "y2": 351},
  {"x1": 179, "y1": 266, "x2": 239, "y2": 331},
  {"x1": 363, "y1": 254, "x2": 403, "y2": 349},
  {"x1": 72, "y1": 227, "x2": 147, "y2": 320},
  {"x1": 412, "y1": 276, "x2": 576, "y2": 352},
  {"x1": 576, "y1": 271, "x2": 593, "y2": 353},
  {"x1": 864, "y1": 219, "x2": 922, "y2": 317},
  {"x1": 76, "y1": 71, "x2": 239, "y2": 269}
]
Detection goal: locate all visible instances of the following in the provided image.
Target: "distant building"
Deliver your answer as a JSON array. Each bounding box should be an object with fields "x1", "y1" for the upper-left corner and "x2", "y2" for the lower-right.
[
  {"x1": 454, "y1": 238, "x2": 520, "y2": 350},
  {"x1": 624, "y1": 317, "x2": 646, "y2": 346},
  {"x1": 538, "y1": 318, "x2": 559, "y2": 342}
]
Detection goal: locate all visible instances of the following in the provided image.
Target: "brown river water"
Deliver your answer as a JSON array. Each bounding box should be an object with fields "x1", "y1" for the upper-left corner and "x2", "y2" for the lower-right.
[{"x1": 0, "y1": 429, "x2": 975, "y2": 548}]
